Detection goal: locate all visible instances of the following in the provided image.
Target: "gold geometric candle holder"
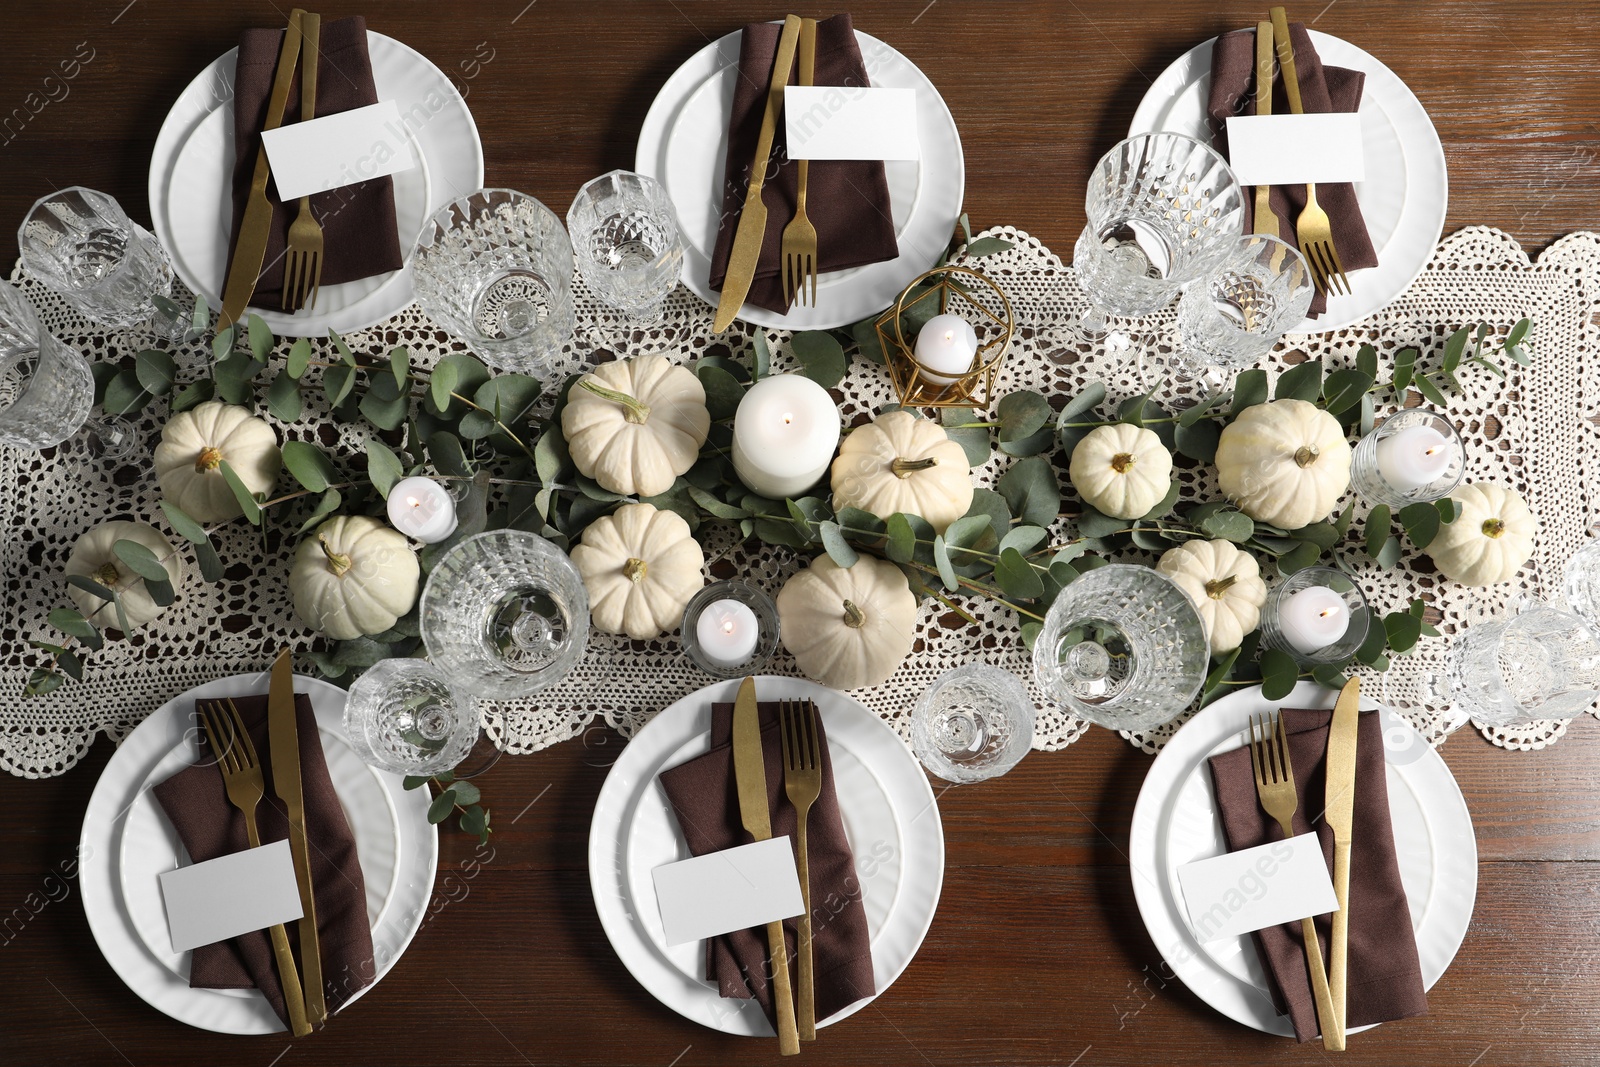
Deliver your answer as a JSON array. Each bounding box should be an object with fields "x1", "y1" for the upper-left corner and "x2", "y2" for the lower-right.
[{"x1": 874, "y1": 264, "x2": 1015, "y2": 410}]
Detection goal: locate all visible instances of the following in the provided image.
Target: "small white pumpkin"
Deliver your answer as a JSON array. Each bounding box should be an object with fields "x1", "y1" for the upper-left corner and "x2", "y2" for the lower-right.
[
  {"x1": 561, "y1": 355, "x2": 711, "y2": 498},
  {"x1": 1070, "y1": 423, "x2": 1172, "y2": 520},
  {"x1": 570, "y1": 502, "x2": 705, "y2": 639},
  {"x1": 1156, "y1": 539, "x2": 1268, "y2": 654},
  {"x1": 64, "y1": 520, "x2": 186, "y2": 630},
  {"x1": 291, "y1": 516, "x2": 420, "y2": 640},
  {"x1": 777, "y1": 555, "x2": 917, "y2": 690},
  {"x1": 831, "y1": 410, "x2": 974, "y2": 533},
  {"x1": 1427, "y1": 483, "x2": 1537, "y2": 586},
  {"x1": 1215, "y1": 399, "x2": 1351, "y2": 530},
  {"x1": 154, "y1": 401, "x2": 282, "y2": 523}
]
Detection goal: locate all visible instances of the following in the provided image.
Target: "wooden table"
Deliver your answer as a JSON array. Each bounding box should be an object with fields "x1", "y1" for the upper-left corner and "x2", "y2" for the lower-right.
[{"x1": 3, "y1": 3, "x2": 1598, "y2": 1064}]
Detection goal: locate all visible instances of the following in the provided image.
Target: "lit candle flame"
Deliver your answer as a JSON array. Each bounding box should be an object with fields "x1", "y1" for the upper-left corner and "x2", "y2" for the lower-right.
[
  {"x1": 407, "y1": 497, "x2": 421, "y2": 509},
  {"x1": 943, "y1": 329, "x2": 954, "y2": 342},
  {"x1": 782, "y1": 412, "x2": 793, "y2": 425},
  {"x1": 722, "y1": 619, "x2": 735, "y2": 635}
]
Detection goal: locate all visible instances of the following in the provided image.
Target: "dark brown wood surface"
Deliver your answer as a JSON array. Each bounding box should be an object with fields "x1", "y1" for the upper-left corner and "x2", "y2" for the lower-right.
[{"x1": 2, "y1": 2, "x2": 1599, "y2": 1064}]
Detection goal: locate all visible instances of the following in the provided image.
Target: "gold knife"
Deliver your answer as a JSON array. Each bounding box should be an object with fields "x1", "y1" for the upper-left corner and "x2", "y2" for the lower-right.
[
  {"x1": 269, "y1": 647, "x2": 326, "y2": 1026},
  {"x1": 712, "y1": 15, "x2": 803, "y2": 333},
  {"x1": 731, "y1": 676, "x2": 801, "y2": 1056},
  {"x1": 1251, "y1": 20, "x2": 1279, "y2": 239},
  {"x1": 218, "y1": 11, "x2": 305, "y2": 329},
  {"x1": 1323, "y1": 676, "x2": 1361, "y2": 1050}
]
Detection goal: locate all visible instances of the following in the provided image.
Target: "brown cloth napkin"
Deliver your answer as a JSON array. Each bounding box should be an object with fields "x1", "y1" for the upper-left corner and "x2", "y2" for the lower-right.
[
  {"x1": 707, "y1": 13, "x2": 899, "y2": 314},
  {"x1": 658, "y1": 700, "x2": 875, "y2": 1026},
  {"x1": 1207, "y1": 22, "x2": 1378, "y2": 317},
  {"x1": 229, "y1": 16, "x2": 403, "y2": 309},
  {"x1": 1208, "y1": 707, "x2": 1427, "y2": 1042},
  {"x1": 152, "y1": 694, "x2": 375, "y2": 1028}
]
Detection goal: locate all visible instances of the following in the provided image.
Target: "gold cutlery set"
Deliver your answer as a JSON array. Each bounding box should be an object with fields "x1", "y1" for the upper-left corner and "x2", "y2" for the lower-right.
[
  {"x1": 197, "y1": 649, "x2": 324, "y2": 1037},
  {"x1": 220, "y1": 8, "x2": 327, "y2": 329},
  {"x1": 732, "y1": 677, "x2": 826, "y2": 1055},
  {"x1": 1248, "y1": 677, "x2": 1360, "y2": 1051}
]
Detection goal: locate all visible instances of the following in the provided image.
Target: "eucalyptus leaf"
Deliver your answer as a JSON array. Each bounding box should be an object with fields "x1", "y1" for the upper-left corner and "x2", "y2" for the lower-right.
[
  {"x1": 997, "y1": 390, "x2": 1051, "y2": 442},
  {"x1": 819, "y1": 521, "x2": 859, "y2": 568},
  {"x1": 965, "y1": 488, "x2": 1012, "y2": 545},
  {"x1": 1353, "y1": 611, "x2": 1389, "y2": 664},
  {"x1": 1274, "y1": 359, "x2": 1323, "y2": 402},
  {"x1": 1293, "y1": 521, "x2": 1341, "y2": 551},
  {"x1": 1356, "y1": 343, "x2": 1379, "y2": 380},
  {"x1": 1178, "y1": 391, "x2": 1228, "y2": 427},
  {"x1": 143, "y1": 576, "x2": 176, "y2": 607},
  {"x1": 1259, "y1": 648, "x2": 1301, "y2": 701},
  {"x1": 1412, "y1": 373, "x2": 1449, "y2": 408},
  {"x1": 360, "y1": 376, "x2": 411, "y2": 432},
  {"x1": 1174, "y1": 417, "x2": 1220, "y2": 463},
  {"x1": 25, "y1": 669, "x2": 64, "y2": 697},
  {"x1": 281, "y1": 440, "x2": 338, "y2": 493},
  {"x1": 834, "y1": 507, "x2": 886, "y2": 540},
  {"x1": 390, "y1": 347, "x2": 411, "y2": 391},
  {"x1": 1441, "y1": 326, "x2": 1469, "y2": 373},
  {"x1": 1374, "y1": 535, "x2": 1403, "y2": 569},
  {"x1": 1230, "y1": 369, "x2": 1269, "y2": 414},
  {"x1": 1321, "y1": 368, "x2": 1374, "y2": 414},
  {"x1": 323, "y1": 362, "x2": 357, "y2": 410},
  {"x1": 429, "y1": 431, "x2": 472, "y2": 479},
  {"x1": 102, "y1": 370, "x2": 148, "y2": 416},
  {"x1": 1074, "y1": 504, "x2": 1124, "y2": 540},
  {"x1": 1311, "y1": 664, "x2": 1349, "y2": 690},
  {"x1": 424, "y1": 353, "x2": 491, "y2": 418},
  {"x1": 933, "y1": 534, "x2": 959, "y2": 591},
  {"x1": 999, "y1": 524, "x2": 1047, "y2": 555},
  {"x1": 1436, "y1": 497, "x2": 1463, "y2": 524},
  {"x1": 135, "y1": 349, "x2": 177, "y2": 396},
  {"x1": 194, "y1": 537, "x2": 226, "y2": 582},
  {"x1": 247, "y1": 314, "x2": 274, "y2": 362},
  {"x1": 59, "y1": 651, "x2": 84, "y2": 682},
  {"x1": 366, "y1": 438, "x2": 404, "y2": 498},
  {"x1": 1365, "y1": 504, "x2": 1392, "y2": 557},
  {"x1": 1384, "y1": 610, "x2": 1424, "y2": 653},
  {"x1": 427, "y1": 789, "x2": 458, "y2": 824},
  {"x1": 995, "y1": 547, "x2": 1044, "y2": 598},
  {"x1": 962, "y1": 235, "x2": 1012, "y2": 257},
  {"x1": 697, "y1": 363, "x2": 745, "y2": 421},
  {"x1": 687, "y1": 486, "x2": 749, "y2": 520},
  {"x1": 1199, "y1": 508, "x2": 1254, "y2": 543},
  {"x1": 1398, "y1": 501, "x2": 1441, "y2": 548},
  {"x1": 48, "y1": 607, "x2": 102, "y2": 649},
  {"x1": 266, "y1": 367, "x2": 302, "y2": 422},
  {"x1": 286, "y1": 337, "x2": 312, "y2": 379},
  {"x1": 171, "y1": 377, "x2": 214, "y2": 414},
  {"x1": 940, "y1": 405, "x2": 991, "y2": 466},
  {"x1": 159, "y1": 501, "x2": 208, "y2": 545},
  {"x1": 1391, "y1": 346, "x2": 1418, "y2": 393},
  {"x1": 751, "y1": 332, "x2": 772, "y2": 378},
  {"x1": 430, "y1": 357, "x2": 460, "y2": 413},
  {"x1": 1276, "y1": 540, "x2": 1322, "y2": 575},
  {"x1": 791, "y1": 330, "x2": 847, "y2": 389},
  {"x1": 218, "y1": 460, "x2": 263, "y2": 524},
  {"x1": 885, "y1": 512, "x2": 933, "y2": 564},
  {"x1": 113, "y1": 539, "x2": 170, "y2": 582},
  {"x1": 996, "y1": 455, "x2": 1059, "y2": 527}
]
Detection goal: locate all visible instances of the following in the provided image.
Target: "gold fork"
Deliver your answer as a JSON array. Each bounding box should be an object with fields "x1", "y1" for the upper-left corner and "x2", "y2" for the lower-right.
[
  {"x1": 197, "y1": 698, "x2": 312, "y2": 1037},
  {"x1": 1249, "y1": 712, "x2": 1341, "y2": 1049},
  {"x1": 1270, "y1": 8, "x2": 1349, "y2": 297},
  {"x1": 780, "y1": 17, "x2": 819, "y2": 309},
  {"x1": 779, "y1": 698, "x2": 822, "y2": 1041},
  {"x1": 282, "y1": 11, "x2": 324, "y2": 312}
]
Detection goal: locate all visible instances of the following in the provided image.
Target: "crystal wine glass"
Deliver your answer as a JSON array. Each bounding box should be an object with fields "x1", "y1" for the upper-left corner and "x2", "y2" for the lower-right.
[
  {"x1": 1172, "y1": 234, "x2": 1314, "y2": 385},
  {"x1": 910, "y1": 663, "x2": 1035, "y2": 783},
  {"x1": 0, "y1": 281, "x2": 94, "y2": 450},
  {"x1": 1445, "y1": 600, "x2": 1600, "y2": 727},
  {"x1": 566, "y1": 170, "x2": 684, "y2": 329},
  {"x1": 18, "y1": 187, "x2": 172, "y2": 329},
  {"x1": 343, "y1": 658, "x2": 481, "y2": 776}
]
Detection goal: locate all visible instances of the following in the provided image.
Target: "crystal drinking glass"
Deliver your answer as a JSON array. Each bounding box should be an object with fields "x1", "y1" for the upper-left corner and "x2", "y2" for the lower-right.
[
  {"x1": 910, "y1": 663, "x2": 1035, "y2": 783},
  {"x1": 1445, "y1": 601, "x2": 1600, "y2": 727},
  {"x1": 412, "y1": 189, "x2": 576, "y2": 376},
  {"x1": 1173, "y1": 234, "x2": 1314, "y2": 382},
  {"x1": 1032, "y1": 564, "x2": 1209, "y2": 733},
  {"x1": 1563, "y1": 540, "x2": 1600, "y2": 626},
  {"x1": 1074, "y1": 133, "x2": 1245, "y2": 337},
  {"x1": 18, "y1": 187, "x2": 172, "y2": 328},
  {"x1": 419, "y1": 530, "x2": 590, "y2": 700},
  {"x1": 343, "y1": 658, "x2": 480, "y2": 776},
  {"x1": 566, "y1": 170, "x2": 684, "y2": 327},
  {"x1": 0, "y1": 281, "x2": 94, "y2": 449}
]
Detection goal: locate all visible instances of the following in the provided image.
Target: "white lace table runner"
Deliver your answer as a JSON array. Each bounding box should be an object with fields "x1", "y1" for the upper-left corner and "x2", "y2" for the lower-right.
[{"x1": 2, "y1": 225, "x2": 1593, "y2": 778}]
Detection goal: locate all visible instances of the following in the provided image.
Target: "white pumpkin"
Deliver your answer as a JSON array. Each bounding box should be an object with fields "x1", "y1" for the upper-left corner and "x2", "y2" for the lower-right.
[
  {"x1": 64, "y1": 520, "x2": 186, "y2": 630},
  {"x1": 155, "y1": 401, "x2": 282, "y2": 523},
  {"x1": 777, "y1": 555, "x2": 917, "y2": 690},
  {"x1": 291, "y1": 516, "x2": 420, "y2": 640},
  {"x1": 1070, "y1": 423, "x2": 1172, "y2": 520},
  {"x1": 830, "y1": 410, "x2": 974, "y2": 532},
  {"x1": 571, "y1": 502, "x2": 705, "y2": 639},
  {"x1": 1427, "y1": 483, "x2": 1537, "y2": 586},
  {"x1": 1156, "y1": 539, "x2": 1268, "y2": 654},
  {"x1": 1215, "y1": 399, "x2": 1351, "y2": 530},
  {"x1": 561, "y1": 355, "x2": 711, "y2": 498}
]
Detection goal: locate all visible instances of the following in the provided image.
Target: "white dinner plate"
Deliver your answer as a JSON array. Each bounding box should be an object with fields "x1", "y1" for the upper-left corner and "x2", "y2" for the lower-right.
[
  {"x1": 1129, "y1": 681, "x2": 1476, "y2": 1036},
  {"x1": 636, "y1": 29, "x2": 965, "y2": 330},
  {"x1": 1128, "y1": 30, "x2": 1447, "y2": 333},
  {"x1": 79, "y1": 673, "x2": 438, "y2": 1034},
  {"x1": 148, "y1": 33, "x2": 484, "y2": 337},
  {"x1": 589, "y1": 676, "x2": 944, "y2": 1035}
]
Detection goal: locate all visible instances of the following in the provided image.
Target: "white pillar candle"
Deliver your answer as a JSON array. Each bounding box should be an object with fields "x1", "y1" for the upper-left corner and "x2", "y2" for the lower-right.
[
  {"x1": 387, "y1": 477, "x2": 459, "y2": 543},
  {"x1": 1375, "y1": 424, "x2": 1456, "y2": 492},
  {"x1": 1279, "y1": 585, "x2": 1351, "y2": 655},
  {"x1": 730, "y1": 374, "x2": 841, "y2": 499},
  {"x1": 913, "y1": 313, "x2": 980, "y2": 386},
  {"x1": 694, "y1": 598, "x2": 760, "y2": 668}
]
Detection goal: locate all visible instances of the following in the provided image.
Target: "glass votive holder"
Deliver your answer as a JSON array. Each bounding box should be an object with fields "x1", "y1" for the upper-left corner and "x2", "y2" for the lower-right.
[
  {"x1": 343, "y1": 658, "x2": 480, "y2": 776},
  {"x1": 1563, "y1": 540, "x2": 1600, "y2": 626},
  {"x1": 1350, "y1": 408, "x2": 1465, "y2": 508},
  {"x1": 1259, "y1": 566, "x2": 1371, "y2": 666},
  {"x1": 910, "y1": 663, "x2": 1035, "y2": 783},
  {"x1": 680, "y1": 580, "x2": 779, "y2": 679}
]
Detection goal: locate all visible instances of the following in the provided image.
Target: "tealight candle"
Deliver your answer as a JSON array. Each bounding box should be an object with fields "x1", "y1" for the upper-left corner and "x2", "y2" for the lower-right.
[
  {"x1": 1375, "y1": 424, "x2": 1456, "y2": 492},
  {"x1": 386, "y1": 477, "x2": 458, "y2": 544},
  {"x1": 913, "y1": 313, "x2": 980, "y2": 386},
  {"x1": 730, "y1": 374, "x2": 842, "y2": 499},
  {"x1": 1278, "y1": 585, "x2": 1351, "y2": 655},
  {"x1": 694, "y1": 598, "x2": 760, "y2": 669}
]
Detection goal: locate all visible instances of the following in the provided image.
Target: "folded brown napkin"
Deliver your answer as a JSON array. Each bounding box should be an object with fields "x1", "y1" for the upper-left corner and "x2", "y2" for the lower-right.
[
  {"x1": 152, "y1": 693, "x2": 375, "y2": 1028},
  {"x1": 230, "y1": 16, "x2": 403, "y2": 309},
  {"x1": 708, "y1": 13, "x2": 899, "y2": 314},
  {"x1": 1207, "y1": 22, "x2": 1378, "y2": 317},
  {"x1": 1208, "y1": 707, "x2": 1427, "y2": 1042},
  {"x1": 658, "y1": 700, "x2": 875, "y2": 1025}
]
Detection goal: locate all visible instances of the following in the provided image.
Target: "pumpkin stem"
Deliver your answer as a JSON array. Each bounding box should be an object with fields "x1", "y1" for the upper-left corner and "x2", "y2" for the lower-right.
[
  {"x1": 578, "y1": 379, "x2": 651, "y2": 425},
  {"x1": 195, "y1": 446, "x2": 223, "y2": 472},
  {"x1": 890, "y1": 456, "x2": 939, "y2": 479},
  {"x1": 842, "y1": 599, "x2": 866, "y2": 628},
  {"x1": 1293, "y1": 445, "x2": 1320, "y2": 469},
  {"x1": 319, "y1": 536, "x2": 353, "y2": 578},
  {"x1": 623, "y1": 557, "x2": 648, "y2": 583},
  {"x1": 1111, "y1": 452, "x2": 1136, "y2": 474},
  {"x1": 1204, "y1": 574, "x2": 1238, "y2": 600},
  {"x1": 93, "y1": 562, "x2": 121, "y2": 589},
  {"x1": 1482, "y1": 517, "x2": 1506, "y2": 539}
]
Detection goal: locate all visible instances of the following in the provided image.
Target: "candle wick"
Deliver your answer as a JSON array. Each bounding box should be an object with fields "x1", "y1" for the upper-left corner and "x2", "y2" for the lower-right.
[{"x1": 722, "y1": 621, "x2": 734, "y2": 634}]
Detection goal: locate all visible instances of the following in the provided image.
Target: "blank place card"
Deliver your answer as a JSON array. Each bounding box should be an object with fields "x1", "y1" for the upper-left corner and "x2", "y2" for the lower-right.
[
  {"x1": 652, "y1": 837, "x2": 805, "y2": 947},
  {"x1": 261, "y1": 100, "x2": 419, "y2": 201},
  {"x1": 1176, "y1": 832, "x2": 1339, "y2": 942},
  {"x1": 785, "y1": 86, "x2": 919, "y2": 161},
  {"x1": 158, "y1": 839, "x2": 303, "y2": 953},
  {"x1": 1224, "y1": 113, "x2": 1365, "y2": 186}
]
